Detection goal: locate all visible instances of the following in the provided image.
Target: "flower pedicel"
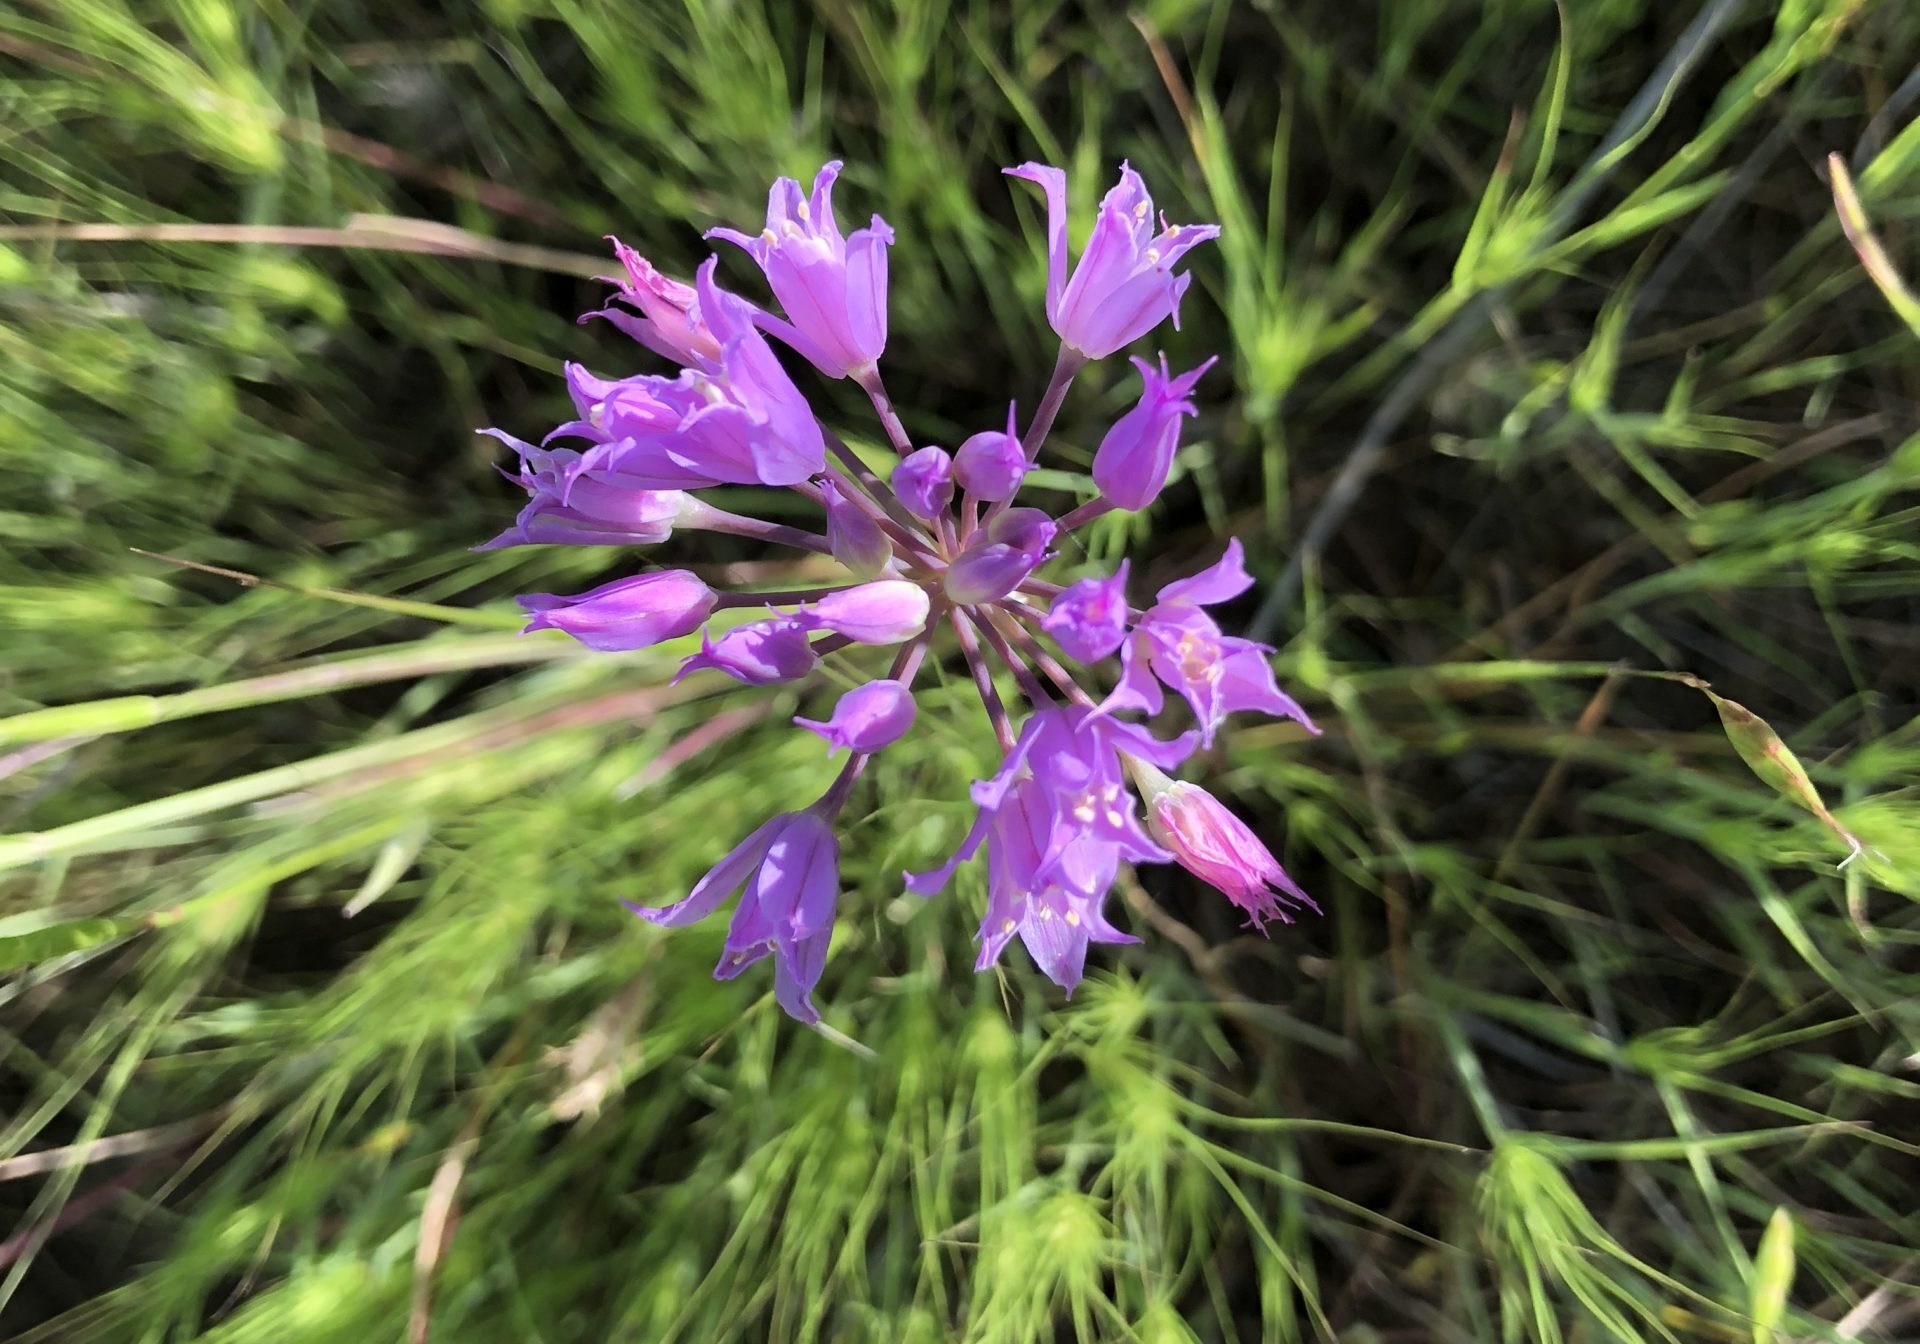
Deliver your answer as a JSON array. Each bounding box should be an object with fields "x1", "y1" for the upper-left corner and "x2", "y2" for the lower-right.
[{"x1": 482, "y1": 159, "x2": 1316, "y2": 1022}]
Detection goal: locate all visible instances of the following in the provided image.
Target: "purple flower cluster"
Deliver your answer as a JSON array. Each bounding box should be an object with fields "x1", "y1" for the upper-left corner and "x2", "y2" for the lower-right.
[{"x1": 481, "y1": 159, "x2": 1317, "y2": 1022}]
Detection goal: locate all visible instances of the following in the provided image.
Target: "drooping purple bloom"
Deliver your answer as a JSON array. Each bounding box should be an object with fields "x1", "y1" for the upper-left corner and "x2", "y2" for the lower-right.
[
  {"x1": 953, "y1": 403, "x2": 1027, "y2": 502},
  {"x1": 907, "y1": 706, "x2": 1195, "y2": 992},
  {"x1": 709, "y1": 161, "x2": 892, "y2": 379},
  {"x1": 632, "y1": 809, "x2": 841, "y2": 1023},
  {"x1": 966, "y1": 776, "x2": 1138, "y2": 990},
  {"x1": 801, "y1": 580, "x2": 930, "y2": 645},
  {"x1": 583, "y1": 238, "x2": 725, "y2": 367},
  {"x1": 519, "y1": 570, "x2": 715, "y2": 652},
  {"x1": 822, "y1": 478, "x2": 891, "y2": 579},
  {"x1": 1004, "y1": 161, "x2": 1221, "y2": 360},
  {"x1": 475, "y1": 430, "x2": 694, "y2": 550},
  {"x1": 1043, "y1": 561, "x2": 1131, "y2": 662},
  {"x1": 553, "y1": 261, "x2": 825, "y2": 488},
  {"x1": 944, "y1": 507, "x2": 1056, "y2": 605},
  {"x1": 892, "y1": 446, "x2": 954, "y2": 520},
  {"x1": 1105, "y1": 539, "x2": 1316, "y2": 747},
  {"x1": 676, "y1": 615, "x2": 819, "y2": 685},
  {"x1": 1092, "y1": 355, "x2": 1217, "y2": 511},
  {"x1": 795, "y1": 679, "x2": 917, "y2": 755}
]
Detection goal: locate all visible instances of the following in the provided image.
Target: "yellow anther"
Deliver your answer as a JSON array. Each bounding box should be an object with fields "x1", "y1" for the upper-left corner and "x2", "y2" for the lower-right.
[
  {"x1": 1175, "y1": 631, "x2": 1219, "y2": 681},
  {"x1": 1065, "y1": 910, "x2": 1081, "y2": 927}
]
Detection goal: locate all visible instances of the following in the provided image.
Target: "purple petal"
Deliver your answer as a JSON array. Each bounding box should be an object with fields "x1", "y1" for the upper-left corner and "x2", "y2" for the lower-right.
[
  {"x1": 753, "y1": 811, "x2": 839, "y2": 939},
  {"x1": 1003, "y1": 163, "x2": 1069, "y2": 319},
  {"x1": 773, "y1": 930, "x2": 830, "y2": 1023},
  {"x1": 1216, "y1": 643, "x2": 1317, "y2": 732},
  {"x1": 1055, "y1": 199, "x2": 1150, "y2": 348},
  {"x1": 842, "y1": 220, "x2": 892, "y2": 359},
  {"x1": 1095, "y1": 631, "x2": 1165, "y2": 718},
  {"x1": 1157, "y1": 536, "x2": 1253, "y2": 607},
  {"x1": 808, "y1": 160, "x2": 845, "y2": 237},
  {"x1": 1017, "y1": 898, "x2": 1091, "y2": 993},
  {"x1": 1043, "y1": 562, "x2": 1131, "y2": 663},
  {"x1": 631, "y1": 816, "x2": 783, "y2": 927},
  {"x1": 1099, "y1": 161, "x2": 1156, "y2": 244}
]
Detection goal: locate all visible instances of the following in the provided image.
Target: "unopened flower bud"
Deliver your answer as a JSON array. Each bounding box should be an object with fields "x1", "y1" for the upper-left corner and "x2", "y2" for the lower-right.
[
  {"x1": 803, "y1": 580, "x2": 930, "y2": 644},
  {"x1": 892, "y1": 446, "x2": 954, "y2": 519},
  {"x1": 943, "y1": 508, "x2": 1056, "y2": 605},
  {"x1": 795, "y1": 679, "x2": 917, "y2": 755},
  {"x1": 953, "y1": 403, "x2": 1027, "y2": 502},
  {"x1": 1125, "y1": 759, "x2": 1316, "y2": 930},
  {"x1": 822, "y1": 478, "x2": 892, "y2": 578},
  {"x1": 519, "y1": 571, "x2": 715, "y2": 652}
]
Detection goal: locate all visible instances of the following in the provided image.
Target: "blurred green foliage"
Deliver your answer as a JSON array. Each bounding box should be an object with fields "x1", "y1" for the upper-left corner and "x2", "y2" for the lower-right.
[{"x1": 2, "y1": 0, "x2": 1918, "y2": 1340}]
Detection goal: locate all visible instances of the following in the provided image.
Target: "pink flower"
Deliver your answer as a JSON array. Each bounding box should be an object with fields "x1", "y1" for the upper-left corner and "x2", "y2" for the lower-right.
[
  {"x1": 1004, "y1": 162, "x2": 1220, "y2": 359},
  {"x1": 1129, "y1": 764, "x2": 1315, "y2": 929},
  {"x1": 1103, "y1": 539, "x2": 1316, "y2": 747},
  {"x1": 709, "y1": 161, "x2": 892, "y2": 378},
  {"x1": 584, "y1": 238, "x2": 725, "y2": 367}
]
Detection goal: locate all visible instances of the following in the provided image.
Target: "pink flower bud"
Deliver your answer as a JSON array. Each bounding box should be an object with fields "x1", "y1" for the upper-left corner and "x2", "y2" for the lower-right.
[
  {"x1": 804, "y1": 581, "x2": 929, "y2": 644},
  {"x1": 822, "y1": 478, "x2": 892, "y2": 579},
  {"x1": 943, "y1": 508, "x2": 1055, "y2": 605},
  {"x1": 892, "y1": 446, "x2": 954, "y2": 519},
  {"x1": 795, "y1": 679, "x2": 917, "y2": 755},
  {"x1": 675, "y1": 616, "x2": 818, "y2": 685},
  {"x1": 953, "y1": 403, "x2": 1027, "y2": 501},
  {"x1": 1133, "y1": 770, "x2": 1316, "y2": 930},
  {"x1": 519, "y1": 570, "x2": 715, "y2": 652}
]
